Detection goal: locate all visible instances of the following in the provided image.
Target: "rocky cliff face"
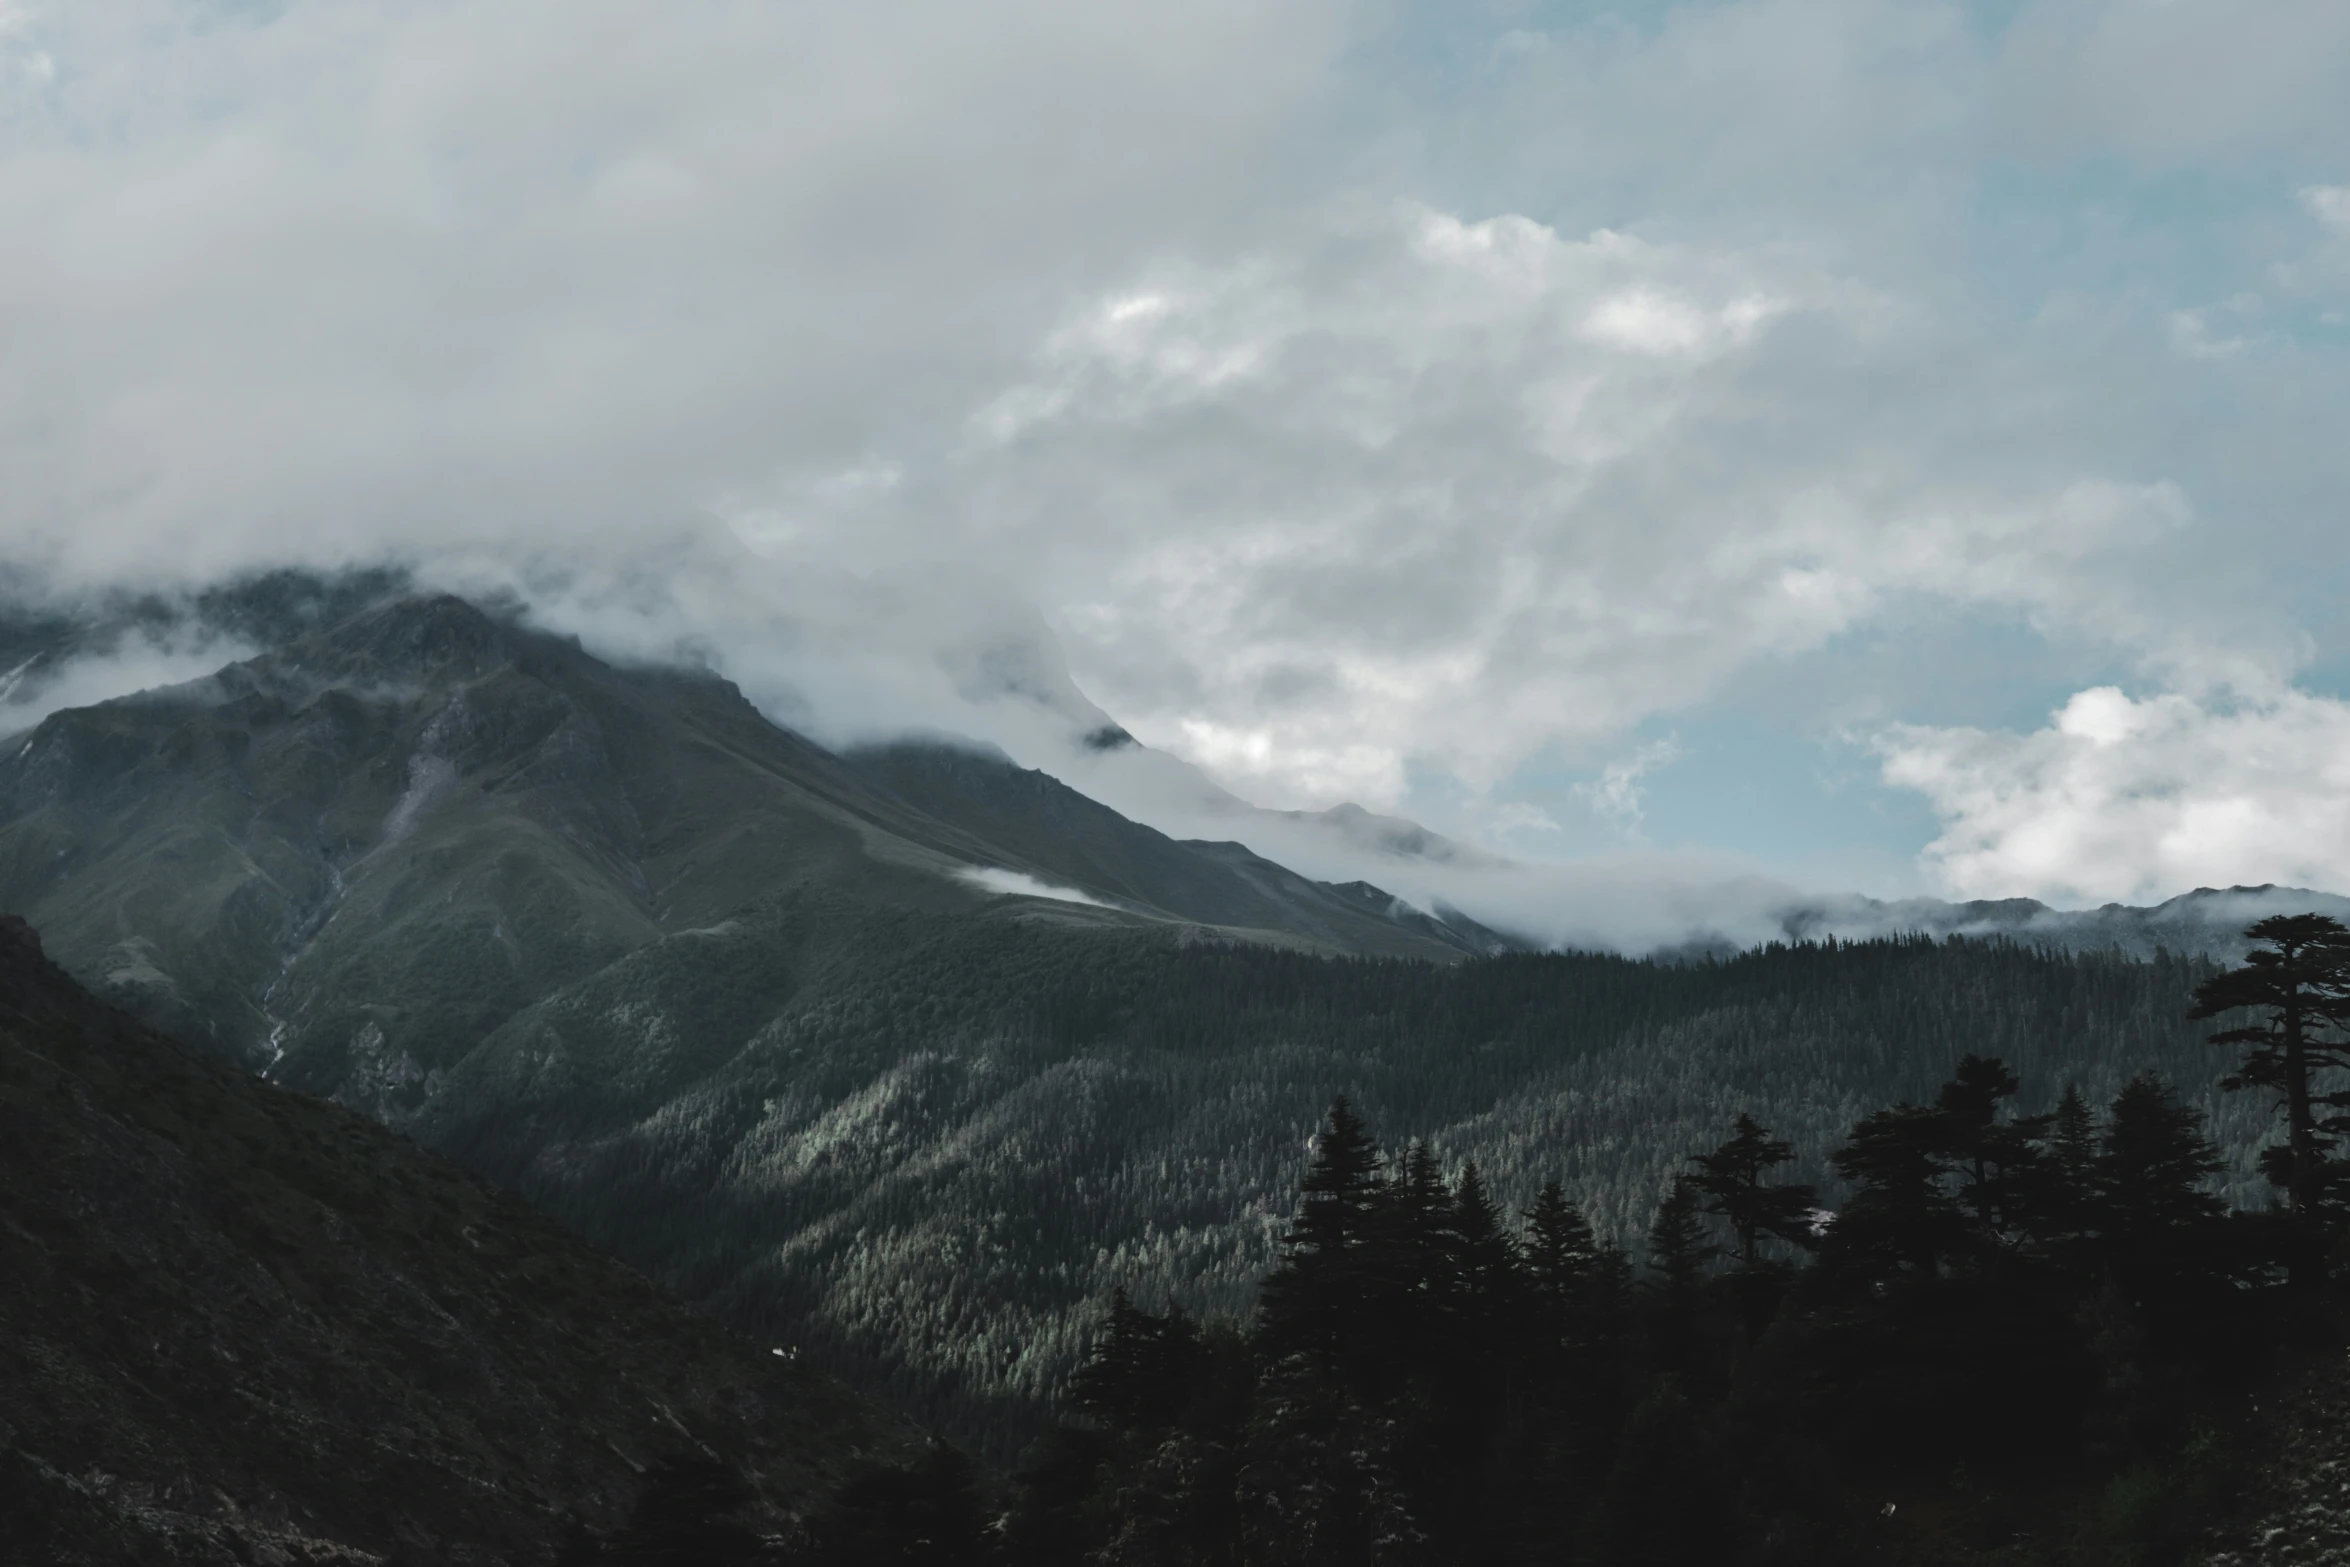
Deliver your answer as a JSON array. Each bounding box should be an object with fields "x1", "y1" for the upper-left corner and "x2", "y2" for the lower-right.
[{"x1": 0, "y1": 913, "x2": 888, "y2": 1566}]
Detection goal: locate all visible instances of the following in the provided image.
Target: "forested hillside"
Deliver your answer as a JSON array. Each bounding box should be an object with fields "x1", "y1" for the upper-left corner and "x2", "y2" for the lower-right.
[
  {"x1": 0, "y1": 914, "x2": 891, "y2": 1565},
  {"x1": 0, "y1": 593, "x2": 1485, "y2": 1087},
  {"x1": 406, "y1": 891, "x2": 2241, "y2": 1454},
  {"x1": 995, "y1": 1067, "x2": 2296, "y2": 1565}
]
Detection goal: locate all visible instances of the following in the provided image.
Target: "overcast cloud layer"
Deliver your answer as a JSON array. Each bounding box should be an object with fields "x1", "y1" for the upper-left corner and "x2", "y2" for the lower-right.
[{"x1": 6, "y1": 0, "x2": 2350, "y2": 916}]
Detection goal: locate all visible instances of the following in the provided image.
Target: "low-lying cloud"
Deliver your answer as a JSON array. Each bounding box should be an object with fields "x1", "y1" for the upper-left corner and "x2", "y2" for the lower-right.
[
  {"x1": 1879, "y1": 686, "x2": 2350, "y2": 906},
  {"x1": 954, "y1": 867, "x2": 1113, "y2": 910},
  {"x1": 6, "y1": 0, "x2": 2350, "y2": 921}
]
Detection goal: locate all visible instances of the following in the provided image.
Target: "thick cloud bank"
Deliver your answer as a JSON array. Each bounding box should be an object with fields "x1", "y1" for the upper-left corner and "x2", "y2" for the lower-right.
[
  {"x1": 1881, "y1": 688, "x2": 2350, "y2": 906},
  {"x1": 927, "y1": 203, "x2": 2207, "y2": 808},
  {"x1": 7, "y1": 0, "x2": 2350, "y2": 917}
]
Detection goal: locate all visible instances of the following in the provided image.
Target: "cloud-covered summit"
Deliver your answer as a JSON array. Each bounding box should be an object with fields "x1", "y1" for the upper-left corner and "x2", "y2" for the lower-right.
[{"x1": 6, "y1": 0, "x2": 2350, "y2": 910}]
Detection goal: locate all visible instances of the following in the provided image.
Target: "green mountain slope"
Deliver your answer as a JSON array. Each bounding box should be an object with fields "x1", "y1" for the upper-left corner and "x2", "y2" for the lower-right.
[
  {"x1": 0, "y1": 587, "x2": 2305, "y2": 1464},
  {"x1": 0, "y1": 914, "x2": 888, "y2": 1566},
  {"x1": 0, "y1": 594, "x2": 1483, "y2": 1110},
  {"x1": 844, "y1": 740, "x2": 1508, "y2": 955}
]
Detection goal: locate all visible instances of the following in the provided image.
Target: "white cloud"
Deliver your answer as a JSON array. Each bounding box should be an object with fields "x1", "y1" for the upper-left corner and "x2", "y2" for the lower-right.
[
  {"x1": 1877, "y1": 686, "x2": 2350, "y2": 905},
  {"x1": 0, "y1": 0, "x2": 1343, "y2": 584},
  {"x1": 954, "y1": 866, "x2": 1112, "y2": 908},
  {"x1": 5, "y1": 0, "x2": 2350, "y2": 918},
  {"x1": 919, "y1": 202, "x2": 2230, "y2": 811},
  {"x1": 0, "y1": 630, "x2": 257, "y2": 736},
  {"x1": 2303, "y1": 185, "x2": 2350, "y2": 235},
  {"x1": 1570, "y1": 739, "x2": 1682, "y2": 837}
]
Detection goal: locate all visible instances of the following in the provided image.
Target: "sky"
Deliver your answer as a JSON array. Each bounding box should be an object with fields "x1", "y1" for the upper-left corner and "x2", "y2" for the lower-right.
[{"x1": 5, "y1": 0, "x2": 2350, "y2": 916}]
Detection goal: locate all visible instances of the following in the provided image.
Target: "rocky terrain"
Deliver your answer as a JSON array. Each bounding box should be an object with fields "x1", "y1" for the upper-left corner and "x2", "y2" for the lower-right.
[{"x1": 2202, "y1": 1339, "x2": 2350, "y2": 1567}]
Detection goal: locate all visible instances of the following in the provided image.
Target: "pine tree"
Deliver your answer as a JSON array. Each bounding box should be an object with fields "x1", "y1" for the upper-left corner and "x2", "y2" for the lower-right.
[
  {"x1": 2189, "y1": 914, "x2": 2350, "y2": 1256},
  {"x1": 1936, "y1": 1054, "x2": 2050, "y2": 1242},
  {"x1": 1648, "y1": 1176, "x2": 1718, "y2": 1295},
  {"x1": 1387, "y1": 1141, "x2": 1454, "y2": 1282},
  {"x1": 2026, "y1": 1082, "x2": 2102, "y2": 1251},
  {"x1": 1373, "y1": 1139, "x2": 1455, "y2": 1376},
  {"x1": 1525, "y1": 1182, "x2": 1596, "y2": 1333},
  {"x1": 1447, "y1": 1161, "x2": 1520, "y2": 1330},
  {"x1": 1447, "y1": 1160, "x2": 1522, "y2": 1362},
  {"x1": 2095, "y1": 1073, "x2": 2226, "y2": 1295},
  {"x1": 1524, "y1": 1182, "x2": 1632, "y2": 1357},
  {"x1": 1071, "y1": 1287, "x2": 1203, "y2": 1432},
  {"x1": 1258, "y1": 1099, "x2": 1386, "y2": 1372},
  {"x1": 1291, "y1": 1097, "x2": 1387, "y2": 1252},
  {"x1": 1687, "y1": 1114, "x2": 1818, "y2": 1266},
  {"x1": 1827, "y1": 1103, "x2": 1962, "y2": 1279},
  {"x1": 1645, "y1": 1176, "x2": 1717, "y2": 1369},
  {"x1": 2048, "y1": 1085, "x2": 2100, "y2": 1194}
]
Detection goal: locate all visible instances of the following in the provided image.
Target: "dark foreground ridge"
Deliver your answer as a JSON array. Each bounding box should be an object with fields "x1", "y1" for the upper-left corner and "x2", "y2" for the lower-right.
[{"x1": 0, "y1": 913, "x2": 888, "y2": 1566}]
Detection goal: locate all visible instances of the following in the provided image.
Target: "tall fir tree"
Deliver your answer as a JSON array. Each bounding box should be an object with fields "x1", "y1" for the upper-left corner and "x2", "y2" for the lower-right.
[
  {"x1": 1687, "y1": 1114, "x2": 1818, "y2": 1266},
  {"x1": 1258, "y1": 1098, "x2": 1387, "y2": 1373},
  {"x1": 1071, "y1": 1287, "x2": 1203, "y2": 1433},
  {"x1": 1447, "y1": 1161, "x2": 1520, "y2": 1331},
  {"x1": 1524, "y1": 1182, "x2": 1633, "y2": 1359},
  {"x1": 2030, "y1": 1082, "x2": 2103, "y2": 1251},
  {"x1": 1828, "y1": 1103, "x2": 1963, "y2": 1279},
  {"x1": 1645, "y1": 1176, "x2": 1717, "y2": 1369},
  {"x1": 2189, "y1": 913, "x2": 2350, "y2": 1270},
  {"x1": 1937, "y1": 1054, "x2": 2052, "y2": 1242},
  {"x1": 2095, "y1": 1072, "x2": 2227, "y2": 1295}
]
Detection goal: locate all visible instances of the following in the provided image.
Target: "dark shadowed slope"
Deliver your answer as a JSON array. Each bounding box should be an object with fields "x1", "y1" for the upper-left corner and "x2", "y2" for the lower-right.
[
  {"x1": 0, "y1": 913, "x2": 889, "y2": 1566},
  {"x1": 0, "y1": 594, "x2": 1481, "y2": 1109}
]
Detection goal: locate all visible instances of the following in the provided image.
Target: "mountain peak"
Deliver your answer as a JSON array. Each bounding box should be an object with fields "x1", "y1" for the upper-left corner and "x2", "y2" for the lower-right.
[{"x1": 269, "y1": 591, "x2": 529, "y2": 685}]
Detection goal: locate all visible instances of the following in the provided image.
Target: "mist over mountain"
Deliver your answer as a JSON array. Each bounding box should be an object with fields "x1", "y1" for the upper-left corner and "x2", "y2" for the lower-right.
[
  {"x1": 1, "y1": 580, "x2": 2318, "y2": 1464},
  {"x1": 8, "y1": 567, "x2": 2335, "y2": 963},
  {"x1": 0, "y1": 591, "x2": 1494, "y2": 1085}
]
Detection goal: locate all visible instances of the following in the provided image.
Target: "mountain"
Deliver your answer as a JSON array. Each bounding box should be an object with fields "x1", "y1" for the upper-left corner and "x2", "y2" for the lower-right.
[
  {"x1": 0, "y1": 567, "x2": 414, "y2": 724},
  {"x1": 1790, "y1": 883, "x2": 2350, "y2": 958},
  {"x1": 842, "y1": 740, "x2": 1508, "y2": 955},
  {"x1": 0, "y1": 913, "x2": 890, "y2": 1565},
  {"x1": 2, "y1": 584, "x2": 2320, "y2": 1463},
  {"x1": 0, "y1": 593, "x2": 1491, "y2": 1105}
]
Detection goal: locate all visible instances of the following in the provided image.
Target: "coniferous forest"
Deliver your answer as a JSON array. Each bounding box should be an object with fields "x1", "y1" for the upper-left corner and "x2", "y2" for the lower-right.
[
  {"x1": 551, "y1": 915, "x2": 2350, "y2": 1565},
  {"x1": 421, "y1": 894, "x2": 2256, "y2": 1458}
]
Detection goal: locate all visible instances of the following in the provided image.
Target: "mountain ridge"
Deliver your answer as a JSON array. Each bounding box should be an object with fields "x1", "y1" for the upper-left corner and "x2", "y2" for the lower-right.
[{"x1": 0, "y1": 592, "x2": 1491, "y2": 1112}]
